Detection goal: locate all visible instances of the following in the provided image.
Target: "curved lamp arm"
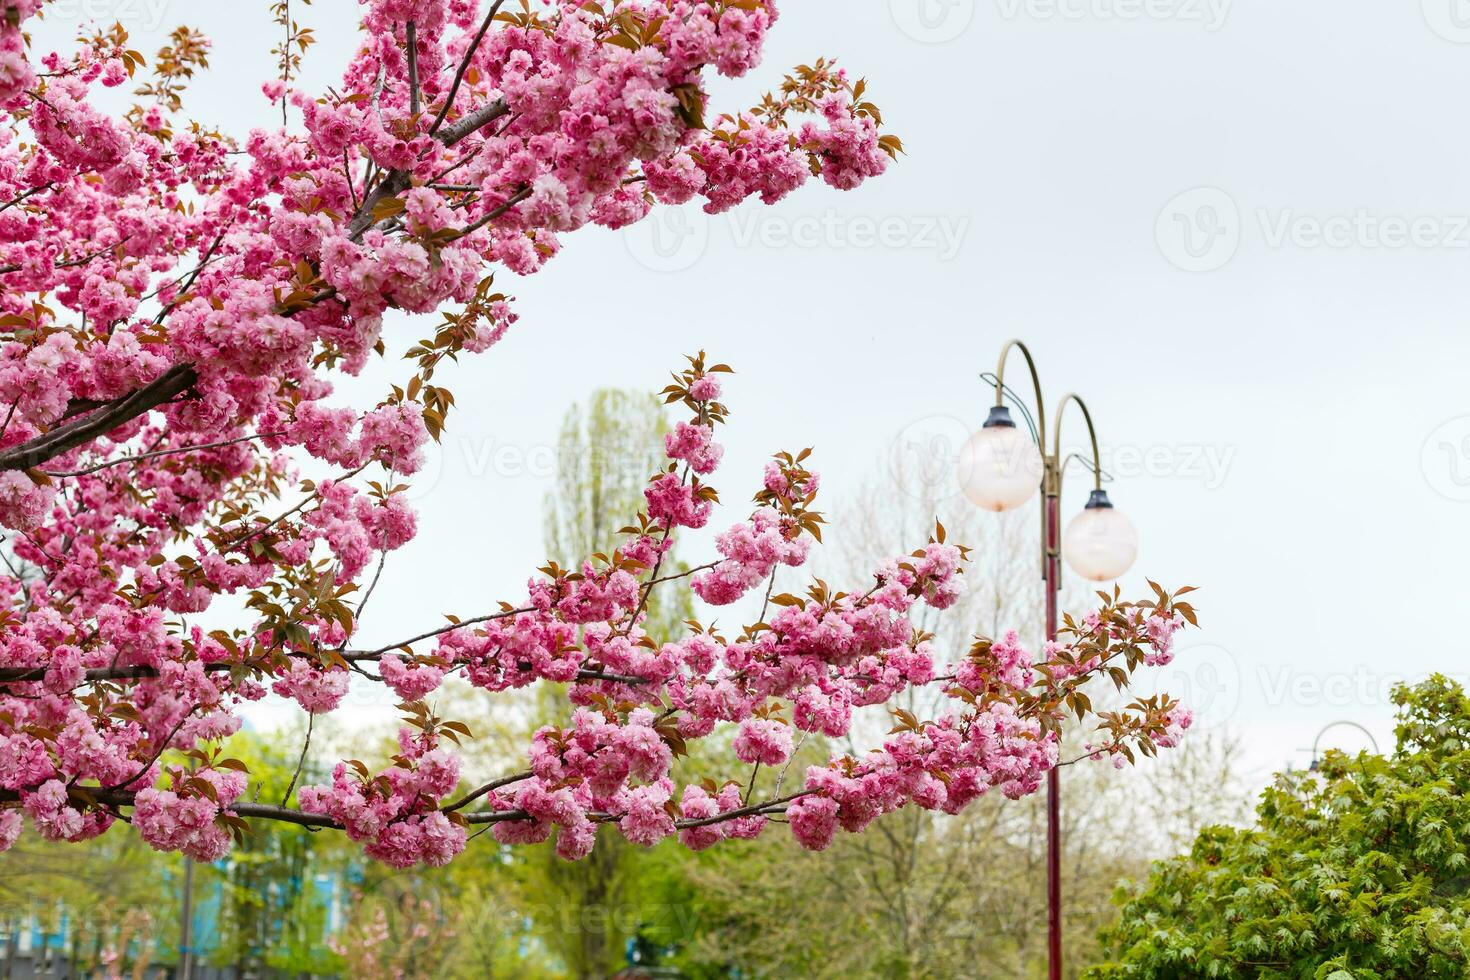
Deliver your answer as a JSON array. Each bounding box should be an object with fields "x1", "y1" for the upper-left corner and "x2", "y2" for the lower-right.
[
  {"x1": 995, "y1": 339, "x2": 1048, "y2": 578},
  {"x1": 1052, "y1": 393, "x2": 1104, "y2": 495},
  {"x1": 995, "y1": 339, "x2": 1047, "y2": 463}
]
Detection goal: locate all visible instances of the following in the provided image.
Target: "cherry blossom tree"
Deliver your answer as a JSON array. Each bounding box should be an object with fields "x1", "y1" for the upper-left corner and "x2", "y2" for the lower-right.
[{"x1": 0, "y1": 0, "x2": 1196, "y2": 871}]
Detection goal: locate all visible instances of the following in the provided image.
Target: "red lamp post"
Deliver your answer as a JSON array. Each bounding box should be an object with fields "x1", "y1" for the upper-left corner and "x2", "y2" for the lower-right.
[{"x1": 956, "y1": 339, "x2": 1139, "y2": 979}]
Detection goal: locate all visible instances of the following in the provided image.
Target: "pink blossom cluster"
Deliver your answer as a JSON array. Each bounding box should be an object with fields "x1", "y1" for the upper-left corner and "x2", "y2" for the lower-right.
[
  {"x1": 0, "y1": 351, "x2": 1193, "y2": 865},
  {"x1": 135, "y1": 767, "x2": 249, "y2": 862},
  {"x1": 0, "y1": 0, "x2": 878, "y2": 857},
  {"x1": 787, "y1": 699, "x2": 1059, "y2": 850},
  {"x1": 298, "y1": 727, "x2": 467, "y2": 868},
  {"x1": 691, "y1": 507, "x2": 810, "y2": 605},
  {"x1": 1142, "y1": 613, "x2": 1185, "y2": 666}
]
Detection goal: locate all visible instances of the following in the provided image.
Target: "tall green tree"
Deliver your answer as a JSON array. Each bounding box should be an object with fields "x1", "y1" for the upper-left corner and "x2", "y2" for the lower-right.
[
  {"x1": 535, "y1": 388, "x2": 692, "y2": 979},
  {"x1": 1088, "y1": 675, "x2": 1470, "y2": 980}
]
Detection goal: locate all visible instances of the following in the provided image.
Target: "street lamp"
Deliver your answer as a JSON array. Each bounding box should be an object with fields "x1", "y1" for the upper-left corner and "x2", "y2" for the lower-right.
[
  {"x1": 956, "y1": 339, "x2": 1138, "y2": 980},
  {"x1": 1308, "y1": 721, "x2": 1381, "y2": 770}
]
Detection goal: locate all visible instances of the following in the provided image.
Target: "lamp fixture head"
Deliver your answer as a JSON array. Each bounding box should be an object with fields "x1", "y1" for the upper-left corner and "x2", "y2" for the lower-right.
[
  {"x1": 956, "y1": 406, "x2": 1043, "y2": 513},
  {"x1": 1062, "y1": 489, "x2": 1138, "y2": 582}
]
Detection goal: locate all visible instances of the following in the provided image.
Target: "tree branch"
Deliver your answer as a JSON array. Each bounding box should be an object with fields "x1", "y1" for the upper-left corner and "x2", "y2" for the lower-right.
[
  {"x1": 405, "y1": 21, "x2": 421, "y2": 118},
  {"x1": 440, "y1": 770, "x2": 532, "y2": 813},
  {"x1": 428, "y1": 0, "x2": 507, "y2": 137},
  {"x1": 0, "y1": 365, "x2": 198, "y2": 473},
  {"x1": 451, "y1": 184, "x2": 531, "y2": 239}
]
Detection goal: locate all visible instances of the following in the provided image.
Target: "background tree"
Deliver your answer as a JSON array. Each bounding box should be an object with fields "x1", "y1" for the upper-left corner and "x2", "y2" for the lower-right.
[
  {"x1": 1089, "y1": 675, "x2": 1470, "y2": 980},
  {"x1": 0, "y1": 727, "x2": 351, "y2": 977},
  {"x1": 0, "y1": 828, "x2": 171, "y2": 976},
  {"x1": 340, "y1": 389, "x2": 694, "y2": 979},
  {"x1": 650, "y1": 457, "x2": 1245, "y2": 979}
]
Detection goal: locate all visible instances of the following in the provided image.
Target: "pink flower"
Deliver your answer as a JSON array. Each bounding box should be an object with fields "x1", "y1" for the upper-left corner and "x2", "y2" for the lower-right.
[
  {"x1": 787, "y1": 795, "x2": 839, "y2": 851},
  {"x1": 272, "y1": 662, "x2": 350, "y2": 714},
  {"x1": 380, "y1": 654, "x2": 447, "y2": 702},
  {"x1": 733, "y1": 718, "x2": 793, "y2": 767},
  {"x1": 618, "y1": 782, "x2": 675, "y2": 847}
]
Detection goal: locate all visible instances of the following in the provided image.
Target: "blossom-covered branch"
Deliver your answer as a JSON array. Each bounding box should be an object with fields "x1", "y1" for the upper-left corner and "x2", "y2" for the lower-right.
[{"x1": 0, "y1": 0, "x2": 1189, "y2": 871}]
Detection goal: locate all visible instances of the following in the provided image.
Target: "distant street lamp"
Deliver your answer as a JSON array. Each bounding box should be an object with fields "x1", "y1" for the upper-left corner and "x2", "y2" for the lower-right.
[
  {"x1": 957, "y1": 339, "x2": 1138, "y2": 980},
  {"x1": 1308, "y1": 721, "x2": 1381, "y2": 770}
]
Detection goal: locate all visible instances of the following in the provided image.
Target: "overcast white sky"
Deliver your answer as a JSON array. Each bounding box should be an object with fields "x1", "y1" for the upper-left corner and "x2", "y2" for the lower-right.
[{"x1": 32, "y1": 0, "x2": 1470, "y2": 781}]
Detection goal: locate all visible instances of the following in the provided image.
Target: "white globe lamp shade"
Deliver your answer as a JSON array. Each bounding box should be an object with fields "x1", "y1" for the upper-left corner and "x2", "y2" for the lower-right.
[
  {"x1": 956, "y1": 407, "x2": 1043, "y2": 512},
  {"x1": 1063, "y1": 490, "x2": 1138, "y2": 582}
]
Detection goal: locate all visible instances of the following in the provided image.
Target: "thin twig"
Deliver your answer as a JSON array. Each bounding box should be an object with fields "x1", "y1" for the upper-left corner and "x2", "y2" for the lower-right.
[
  {"x1": 223, "y1": 461, "x2": 370, "y2": 553},
  {"x1": 104, "y1": 707, "x2": 200, "y2": 792},
  {"x1": 0, "y1": 183, "x2": 51, "y2": 215},
  {"x1": 279, "y1": 712, "x2": 314, "y2": 807},
  {"x1": 350, "y1": 606, "x2": 533, "y2": 658},
  {"x1": 441, "y1": 770, "x2": 532, "y2": 813},
  {"x1": 774, "y1": 733, "x2": 808, "y2": 798},
  {"x1": 642, "y1": 561, "x2": 718, "y2": 591},
  {"x1": 743, "y1": 761, "x2": 761, "y2": 806},
  {"x1": 43, "y1": 431, "x2": 284, "y2": 478}
]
